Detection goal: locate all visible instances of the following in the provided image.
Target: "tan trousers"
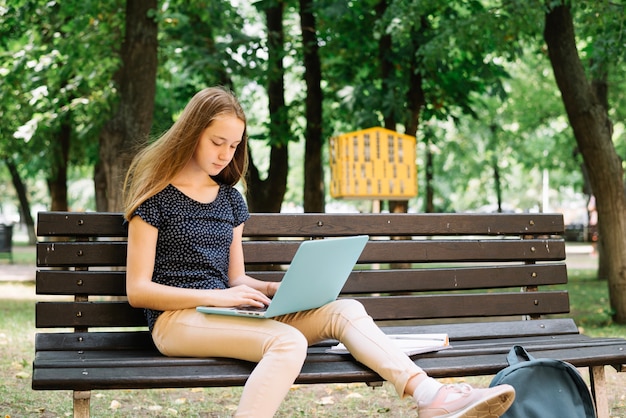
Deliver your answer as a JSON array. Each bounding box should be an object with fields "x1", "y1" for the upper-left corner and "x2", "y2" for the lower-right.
[{"x1": 152, "y1": 299, "x2": 425, "y2": 417}]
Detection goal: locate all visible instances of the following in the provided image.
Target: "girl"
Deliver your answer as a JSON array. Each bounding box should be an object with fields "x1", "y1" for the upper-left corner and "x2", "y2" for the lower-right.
[{"x1": 123, "y1": 86, "x2": 515, "y2": 418}]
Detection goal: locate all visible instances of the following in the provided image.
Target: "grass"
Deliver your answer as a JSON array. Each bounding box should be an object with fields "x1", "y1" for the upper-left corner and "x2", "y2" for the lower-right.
[{"x1": 2, "y1": 250, "x2": 626, "y2": 417}]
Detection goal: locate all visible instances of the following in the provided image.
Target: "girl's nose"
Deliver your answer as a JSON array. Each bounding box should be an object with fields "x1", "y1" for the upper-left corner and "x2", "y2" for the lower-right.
[{"x1": 219, "y1": 146, "x2": 233, "y2": 161}]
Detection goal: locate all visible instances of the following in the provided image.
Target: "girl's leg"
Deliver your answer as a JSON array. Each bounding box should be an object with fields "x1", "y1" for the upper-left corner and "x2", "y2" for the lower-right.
[
  {"x1": 152, "y1": 309, "x2": 308, "y2": 418},
  {"x1": 278, "y1": 299, "x2": 515, "y2": 418},
  {"x1": 277, "y1": 298, "x2": 425, "y2": 397}
]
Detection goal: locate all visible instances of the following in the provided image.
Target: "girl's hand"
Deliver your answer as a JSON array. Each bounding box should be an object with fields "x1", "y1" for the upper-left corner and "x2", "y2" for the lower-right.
[
  {"x1": 265, "y1": 281, "x2": 280, "y2": 297},
  {"x1": 213, "y1": 285, "x2": 272, "y2": 308}
]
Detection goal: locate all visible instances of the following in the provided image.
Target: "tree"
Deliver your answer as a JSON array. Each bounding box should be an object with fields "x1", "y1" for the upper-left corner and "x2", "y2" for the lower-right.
[
  {"x1": 300, "y1": 0, "x2": 325, "y2": 212},
  {"x1": 97, "y1": 0, "x2": 158, "y2": 212},
  {"x1": 3, "y1": 158, "x2": 36, "y2": 243},
  {"x1": 544, "y1": 1, "x2": 626, "y2": 322},
  {"x1": 1, "y1": 0, "x2": 121, "y2": 229},
  {"x1": 246, "y1": 0, "x2": 290, "y2": 213}
]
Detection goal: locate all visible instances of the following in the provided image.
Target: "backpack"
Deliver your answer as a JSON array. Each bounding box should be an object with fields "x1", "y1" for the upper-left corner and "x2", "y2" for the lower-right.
[{"x1": 489, "y1": 345, "x2": 597, "y2": 418}]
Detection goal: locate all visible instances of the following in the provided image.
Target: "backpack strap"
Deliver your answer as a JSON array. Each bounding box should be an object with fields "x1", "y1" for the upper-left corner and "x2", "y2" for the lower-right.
[{"x1": 506, "y1": 345, "x2": 536, "y2": 365}]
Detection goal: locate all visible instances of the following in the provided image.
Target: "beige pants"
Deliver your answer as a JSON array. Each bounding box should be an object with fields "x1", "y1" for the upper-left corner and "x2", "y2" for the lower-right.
[{"x1": 152, "y1": 299, "x2": 425, "y2": 417}]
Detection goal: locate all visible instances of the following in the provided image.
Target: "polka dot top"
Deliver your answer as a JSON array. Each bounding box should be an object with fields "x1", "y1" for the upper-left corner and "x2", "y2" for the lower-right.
[{"x1": 133, "y1": 183, "x2": 250, "y2": 330}]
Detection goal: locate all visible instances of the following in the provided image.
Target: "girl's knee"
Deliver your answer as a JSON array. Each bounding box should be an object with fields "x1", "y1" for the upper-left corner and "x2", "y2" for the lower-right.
[
  {"x1": 271, "y1": 327, "x2": 308, "y2": 361},
  {"x1": 328, "y1": 298, "x2": 367, "y2": 316}
]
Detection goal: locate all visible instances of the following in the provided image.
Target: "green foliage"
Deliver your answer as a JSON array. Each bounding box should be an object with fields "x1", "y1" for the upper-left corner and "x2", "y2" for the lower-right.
[
  {"x1": 0, "y1": 0, "x2": 122, "y2": 180},
  {"x1": 1, "y1": 0, "x2": 626, "y2": 215}
]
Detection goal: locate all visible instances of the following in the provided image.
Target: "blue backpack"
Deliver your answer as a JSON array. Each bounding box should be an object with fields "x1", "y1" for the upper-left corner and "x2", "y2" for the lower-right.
[{"x1": 489, "y1": 345, "x2": 597, "y2": 418}]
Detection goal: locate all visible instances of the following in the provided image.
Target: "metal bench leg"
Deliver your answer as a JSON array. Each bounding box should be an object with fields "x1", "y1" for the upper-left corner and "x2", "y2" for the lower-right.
[
  {"x1": 73, "y1": 391, "x2": 91, "y2": 418},
  {"x1": 590, "y1": 366, "x2": 608, "y2": 418}
]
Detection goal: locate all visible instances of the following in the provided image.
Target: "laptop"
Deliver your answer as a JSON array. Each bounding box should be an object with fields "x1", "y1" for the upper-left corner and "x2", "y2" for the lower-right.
[{"x1": 196, "y1": 235, "x2": 368, "y2": 318}]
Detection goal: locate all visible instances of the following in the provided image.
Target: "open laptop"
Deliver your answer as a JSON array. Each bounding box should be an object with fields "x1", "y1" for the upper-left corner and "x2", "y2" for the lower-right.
[{"x1": 196, "y1": 235, "x2": 368, "y2": 318}]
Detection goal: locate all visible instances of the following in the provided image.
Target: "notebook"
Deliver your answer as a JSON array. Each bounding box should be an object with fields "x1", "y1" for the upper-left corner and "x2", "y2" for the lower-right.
[{"x1": 196, "y1": 235, "x2": 368, "y2": 318}]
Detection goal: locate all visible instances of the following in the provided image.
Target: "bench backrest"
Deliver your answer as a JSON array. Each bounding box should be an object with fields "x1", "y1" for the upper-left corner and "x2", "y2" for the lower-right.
[{"x1": 35, "y1": 212, "x2": 568, "y2": 331}]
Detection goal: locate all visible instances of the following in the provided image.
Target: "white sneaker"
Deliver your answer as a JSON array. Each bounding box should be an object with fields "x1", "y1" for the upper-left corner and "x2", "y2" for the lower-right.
[{"x1": 417, "y1": 383, "x2": 515, "y2": 418}]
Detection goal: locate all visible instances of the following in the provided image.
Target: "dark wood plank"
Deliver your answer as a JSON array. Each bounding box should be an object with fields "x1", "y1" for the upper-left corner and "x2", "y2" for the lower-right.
[
  {"x1": 243, "y1": 239, "x2": 566, "y2": 264},
  {"x1": 243, "y1": 213, "x2": 565, "y2": 237},
  {"x1": 357, "y1": 292, "x2": 570, "y2": 320},
  {"x1": 34, "y1": 320, "x2": 580, "y2": 352},
  {"x1": 414, "y1": 344, "x2": 626, "y2": 378},
  {"x1": 36, "y1": 271, "x2": 126, "y2": 296},
  {"x1": 35, "y1": 239, "x2": 565, "y2": 268},
  {"x1": 36, "y1": 302, "x2": 146, "y2": 328},
  {"x1": 36, "y1": 331, "x2": 156, "y2": 351},
  {"x1": 36, "y1": 212, "x2": 564, "y2": 238},
  {"x1": 380, "y1": 318, "x2": 581, "y2": 340},
  {"x1": 37, "y1": 212, "x2": 127, "y2": 237},
  {"x1": 35, "y1": 291, "x2": 570, "y2": 328},
  {"x1": 251, "y1": 263, "x2": 568, "y2": 293},
  {"x1": 34, "y1": 263, "x2": 567, "y2": 297},
  {"x1": 37, "y1": 242, "x2": 127, "y2": 267}
]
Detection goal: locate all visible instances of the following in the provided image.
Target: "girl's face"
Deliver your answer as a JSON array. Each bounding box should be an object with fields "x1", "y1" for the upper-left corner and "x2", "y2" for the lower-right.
[{"x1": 192, "y1": 115, "x2": 245, "y2": 178}]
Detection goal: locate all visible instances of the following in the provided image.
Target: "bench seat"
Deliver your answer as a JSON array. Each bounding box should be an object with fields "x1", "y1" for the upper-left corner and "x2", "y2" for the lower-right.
[{"x1": 34, "y1": 319, "x2": 626, "y2": 392}]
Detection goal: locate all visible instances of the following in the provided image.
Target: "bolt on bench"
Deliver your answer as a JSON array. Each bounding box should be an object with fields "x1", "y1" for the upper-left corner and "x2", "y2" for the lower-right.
[{"x1": 33, "y1": 212, "x2": 626, "y2": 418}]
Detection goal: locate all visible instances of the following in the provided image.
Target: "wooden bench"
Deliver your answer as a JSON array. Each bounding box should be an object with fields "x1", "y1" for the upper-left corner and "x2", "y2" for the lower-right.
[{"x1": 33, "y1": 211, "x2": 626, "y2": 418}]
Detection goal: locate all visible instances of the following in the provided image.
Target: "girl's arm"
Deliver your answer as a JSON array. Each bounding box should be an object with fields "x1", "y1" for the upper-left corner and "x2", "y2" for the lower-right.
[
  {"x1": 126, "y1": 216, "x2": 271, "y2": 310},
  {"x1": 228, "y1": 223, "x2": 280, "y2": 297}
]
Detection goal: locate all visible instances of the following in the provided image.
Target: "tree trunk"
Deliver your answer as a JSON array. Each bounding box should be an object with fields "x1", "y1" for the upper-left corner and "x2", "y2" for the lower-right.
[
  {"x1": 3, "y1": 158, "x2": 36, "y2": 244},
  {"x1": 97, "y1": 0, "x2": 158, "y2": 212},
  {"x1": 300, "y1": 0, "x2": 324, "y2": 213},
  {"x1": 246, "y1": 1, "x2": 289, "y2": 213},
  {"x1": 544, "y1": 3, "x2": 626, "y2": 323},
  {"x1": 590, "y1": 61, "x2": 610, "y2": 280},
  {"x1": 376, "y1": 1, "x2": 395, "y2": 131},
  {"x1": 425, "y1": 138, "x2": 435, "y2": 213},
  {"x1": 390, "y1": 13, "x2": 426, "y2": 215},
  {"x1": 93, "y1": 160, "x2": 107, "y2": 214},
  {"x1": 493, "y1": 160, "x2": 502, "y2": 213},
  {"x1": 47, "y1": 116, "x2": 70, "y2": 212}
]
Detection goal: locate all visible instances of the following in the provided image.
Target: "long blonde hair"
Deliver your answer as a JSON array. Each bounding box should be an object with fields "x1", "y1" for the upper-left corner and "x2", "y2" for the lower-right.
[{"x1": 123, "y1": 87, "x2": 248, "y2": 220}]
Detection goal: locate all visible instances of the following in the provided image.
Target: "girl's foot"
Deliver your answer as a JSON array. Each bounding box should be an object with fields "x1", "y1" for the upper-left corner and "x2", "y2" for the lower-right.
[{"x1": 417, "y1": 383, "x2": 515, "y2": 418}]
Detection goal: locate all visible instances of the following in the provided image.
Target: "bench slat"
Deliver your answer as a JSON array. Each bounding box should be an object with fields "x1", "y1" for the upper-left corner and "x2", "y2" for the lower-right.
[
  {"x1": 415, "y1": 344, "x2": 626, "y2": 378},
  {"x1": 33, "y1": 319, "x2": 581, "y2": 351},
  {"x1": 244, "y1": 239, "x2": 566, "y2": 264},
  {"x1": 36, "y1": 271, "x2": 127, "y2": 296},
  {"x1": 37, "y1": 242, "x2": 127, "y2": 267},
  {"x1": 35, "y1": 263, "x2": 567, "y2": 296},
  {"x1": 337, "y1": 263, "x2": 568, "y2": 293},
  {"x1": 36, "y1": 212, "x2": 564, "y2": 238},
  {"x1": 243, "y1": 213, "x2": 565, "y2": 236},
  {"x1": 35, "y1": 291, "x2": 569, "y2": 328},
  {"x1": 36, "y1": 239, "x2": 565, "y2": 267},
  {"x1": 36, "y1": 301, "x2": 146, "y2": 328},
  {"x1": 35, "y1": 335, "x2": 626, "y2": 370},
  {"x1": 359, "y1": 292, "x2": 570, "y2": 320},
  {"x1": 37, "y1": 212, "x2": 127, "y2": 237}
]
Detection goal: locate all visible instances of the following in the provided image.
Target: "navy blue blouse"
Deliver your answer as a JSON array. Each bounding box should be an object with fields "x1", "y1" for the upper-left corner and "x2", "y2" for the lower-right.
[{"x1": 133, "y1": 183, "x2": 250, "y2": 330}]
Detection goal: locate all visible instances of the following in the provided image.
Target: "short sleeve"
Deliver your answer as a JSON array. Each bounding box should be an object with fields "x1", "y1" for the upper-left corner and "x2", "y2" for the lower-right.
[
  {"x1": 228, "y1": 187, "x2": 250, "y2": 227},
  {"x1": 134, "y1": 195, "x2": 162, "y2": 229}
]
